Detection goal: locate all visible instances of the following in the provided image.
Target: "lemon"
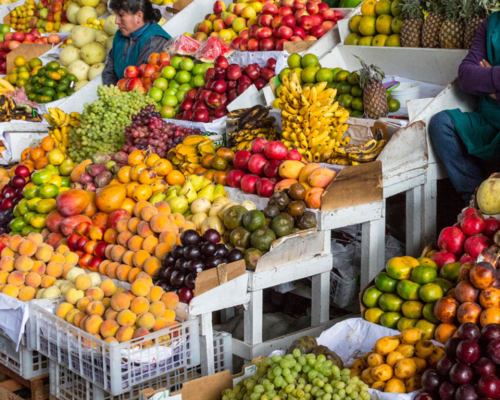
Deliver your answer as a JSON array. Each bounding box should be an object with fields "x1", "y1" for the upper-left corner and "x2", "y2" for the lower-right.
[{"x1": 349, "y1": 15, "x2": 362, "y2": 33}]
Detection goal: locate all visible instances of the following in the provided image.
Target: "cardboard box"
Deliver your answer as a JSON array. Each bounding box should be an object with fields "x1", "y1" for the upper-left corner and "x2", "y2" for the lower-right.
[
  {"x1": 193, "y1": 261, "x2": 245, "y2": 297},
  {"x1": 6, "y1": 44, "x2": 52, "y2": 74}
]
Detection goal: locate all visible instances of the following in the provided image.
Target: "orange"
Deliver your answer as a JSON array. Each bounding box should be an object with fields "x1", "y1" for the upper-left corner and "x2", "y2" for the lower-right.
[
  {"x1": 166, "y1": 170, "x2": 185, "y2": 185},
  {"x1": 21, "y1": 148, "x2": 32, "y2": 161},
  {"x1": 41, "y1": 137, "x2": 55, "y2": 152},
  {"x1": 361, "y1": 0, "x2": 377, "y2": 17},
  {"x1": 34, "y1": 156, "x2": 49, "y2": 170},
  {"x1": 30, "y1": 147, "x2": 45, "y2": 161},
  {"x1": 376, "y1": 14, "x2": 393, "y2": 35},
  {"x1": 359, "y1": 16, "x2": 376, "y2": 36}
]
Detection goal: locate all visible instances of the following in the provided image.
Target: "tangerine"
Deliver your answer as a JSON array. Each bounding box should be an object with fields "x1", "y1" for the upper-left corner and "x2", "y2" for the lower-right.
[
  {"x1": 41, "y1": 137, "x2": 55, "y2": 152},
  {"x1": 166, "y1": 170, "x2": 185, "y2": 185},
  {"x1": 30, "y1": 147, "x2": 45, "y2": 161}
]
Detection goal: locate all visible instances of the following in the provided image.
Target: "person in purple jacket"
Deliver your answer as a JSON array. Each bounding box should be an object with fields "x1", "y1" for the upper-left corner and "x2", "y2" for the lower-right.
[{"x1": 429, "y1": 12, "x2": 500, "y2": 202}]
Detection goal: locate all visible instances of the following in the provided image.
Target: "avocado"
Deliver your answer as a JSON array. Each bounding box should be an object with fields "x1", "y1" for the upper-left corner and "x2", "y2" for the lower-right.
[
  {"x1": 223, "y1": 205, "x2": 248, "y2": 229},
  {"x1": 250, "y1": 228, "x2": 277, "y2": 251},
  {"x1": 230, "y1": 227, "x2": 251, "y2": 249},
  {"x1": 244, "y1": 248, "x2": 263, "y2": 271},
  {"x1": 242, "y1": 210, "x2": 266, "y2": 232},
  {"x1": 271, "y1": 215, "x2": 294, "y2": 238}
]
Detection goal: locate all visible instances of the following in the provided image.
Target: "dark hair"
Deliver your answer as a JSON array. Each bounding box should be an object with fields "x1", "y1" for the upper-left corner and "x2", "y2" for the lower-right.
[{"x1": 110, "y1": 0, "x2": 161, "y2": 23}]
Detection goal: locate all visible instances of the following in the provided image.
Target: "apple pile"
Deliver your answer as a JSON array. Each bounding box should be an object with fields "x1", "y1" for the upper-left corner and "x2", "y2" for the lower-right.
[
  {"x1": 227, "y1": 138, "x2": 301, "y2": 197},
  {"x1": 177, "y1": 55, "x2": 276, "y2": 123}
]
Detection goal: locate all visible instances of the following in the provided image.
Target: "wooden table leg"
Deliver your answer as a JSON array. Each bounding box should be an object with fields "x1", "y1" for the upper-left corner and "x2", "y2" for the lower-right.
[{"x1": 200, "y1": 312, "x2": 215, "y2": 377}]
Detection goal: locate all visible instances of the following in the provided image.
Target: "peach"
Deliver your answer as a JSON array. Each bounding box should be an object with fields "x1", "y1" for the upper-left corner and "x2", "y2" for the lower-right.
[
  {"x1": 86, "y1": 301, "x2": 105, "y2": 316},
  {"x1": 117, "y1": 309, "x2": 137, "y2": 327},
  {"x1": 143, "y1": 257, "x2": 161, "y2": 276},
  {"x1": 122, "y1": 251, "x2": 135, "y2": 266},
  {"x1": 163, "y1": 309, "x2": 176, "y2": 323},
  {"x1": 1, "y1": 247, "x2": 14, "y2": 258},
  {"x1": 161, "y1": 292, "x2": 179, "y2": 310},
  {"x1": 79, "y1": 315, "x2": 90, "y2": 330},
  {"x1": 116, "y1": 264, "x2": 132, "y2": 282},
  {"x1": 46, "y1": 262, "x2": 63, "y2": 277},
  {"x1": 137, "y1": 221, "x2": 154, "y2": 238},
  {"x1": 132, "y1": 250, "x2": 150, "y2": 269},
  {"x1": 64, "y1": 252, "x2": 79, "y2": 266},
  {"x1": 50, "y1": 253, "x2": 65, "y2": 264},
  {"x1": 116, "y1": 219, "x2": 130, "y2": 233},
  {"x1": 105, "y1": 308, "x2": 118, "y2": 321},
  {"x1": 31, "y1": 261, "x2": 46, "y2": 275},
  {"x1": 100, "y1": 320, "x2": 120, "y2": 338},
  {"x1": 15, "y1": 255, "x2": 34, "y2": 271},
  {"x1": 98, "y1": 260, "x2": 111, "y2": 276},
  {"x1": 156, "y1": 202, "x2": 171, "y2": 216},
  {"x1": 105, "y1": 337, "x2": 118, "y2": 344},
  {"x1": 0, "y1": 271, "x2": 8, "y2": 284},
  {"x1": 142, "y1": 236, "x2": 159, "y2": 254},
  {"x1": 153, "y1": 317, "x2": 168, "y2": 332},
  {"x1": 76, "y1": 296, "x2": 93, "y2": 312},
  {"x1": 141, "y1": 206, "x2": 158, "y2": 222},
  {"x1": 128, "y1": 268, "x2": 141, "y2": 283},
  {"x1": 2, "y1": 284, "x2": 19, "y2": 298},
  {"x1": 128, "y1": 217, "x2": 141, "y2": 233},
  {"x1": 111, "y1": 245, "x2": 127, "y2": 262},
  {"x1": 136, "y1": 272, "x2": 152, "y2": 281},
  {"x1": 111, "y1": 293, "x2": 131, "y2": 311},
  {"x1": 18, "y1": 286, "x2": 35, "y2": 301},
  {"x1": 136, "y1": 312, "x2": 155, "y2": 330},
  {"x1": 132, "y1": 327, "x2": 151, "y2": 345},
  {"x1": 128, "y1": 235, "x2": 144, "y2": 252},
  {"x1": 159, "y1": 232, "x2": 177, "y2": 246},
  {"x1": 8, "y1": 235, "x2": 23, "y2": 251},
  {"x1": 105, "y1": 262, "x2": 120, "y2": 279},
  {"x1": 131, "y1": 278, "x2": 152, "y2": 297},
  {"x1": 73, "y1": 312, "x2": 85, "y2": 328},
  {"x1": 123, "y1": 290, "x2": 136, "y2": 302},
  {"x1": 133, "y1": 200, "x2": 150, "y2": 218},
  {"x1": 8, "y1": 271, "x2": 25, "y2": 286},
  {"x1": 117, "y1": 231, "x2": 133, "y2": 248},
  {"x1": 41, "y1": 275, "x2": 56, "y2": 288},
  {"x1": 66, "y1": 288, "x2": 84, "y2": 305},
  {"x1": 116, "y1": 326, "x2": 134, "y2": 342},
  {"x1": 75, "y1": 274, "x2": 92, "y2": 291},
  {"x1": 150, "y1": 214, "x2": 170, "y2": 234},
  {"x1": 169, "y1": 213, "x2": 185, "y2": 229},
  {"x1": 62, "y1": 263, "x2": 73, "y2": 278},
  {"x1": 130, "y1": 296, "x2": 150, "y2": 314},
  {"x1": 0, "y1": 256, "x2": 14, "y2": 272},
  {"x1": 149, "y1": 301, "x2": 166, "y2": 317},
  {"x1": 100, "y1": 280, "x2": 117, "y2": 297},
  {"x1": 35, "y1": 246, "x2": 53, "y2": 262},
  {"x1": 105, "y1": 245, "x2": 114, "y2": 260},
  {"x1": 27, "y1": 233, "x2": 43, "y2": 246},
  {"x1": 307, "y1": 167, "x2": 336, "y2": 188},
  {"x1": 56, "y1": 244, "x2": 70, "y2": 254},
  {"x1": 86, "y1": 287, "x2": 104, "y2": 301},
  {"x1": 148, "y1": 286, "x2": 164, "y2": 302},
  {"x1": 65, "y1": 308, "x2": 80, "y2": 324},
  {"x1": 25, "y1": 272, "x2": 41, "y2": 288},
  {"x1": 56, "y1": 302, "x2": 75, "y2": 319},
  {"x1": 103, "y1": 298, "x2": 110, "y2": 308},
  {"x1": 85, "y1": 315, "x2": 103, "y2": 335}
]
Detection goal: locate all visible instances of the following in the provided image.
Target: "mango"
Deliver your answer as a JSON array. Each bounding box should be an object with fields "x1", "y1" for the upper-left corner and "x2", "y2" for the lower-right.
[{"x1": 278, "y1": 160, "x2": 305, "y2": 180}]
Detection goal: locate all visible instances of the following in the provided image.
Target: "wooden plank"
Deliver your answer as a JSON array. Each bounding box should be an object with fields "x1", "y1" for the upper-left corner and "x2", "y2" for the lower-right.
[
  {"x1": 316, "y1": 201, "x2": 383, "y2": 231},
  {"x1": 283, "y1": 40, "x2": 317, "y2": 53},
  {"x1": 193, "y1": 261, "x2": 246, "y2": 297},
  {"x1": 0, "y1": 380, "x2": 23, "y2": 393}
]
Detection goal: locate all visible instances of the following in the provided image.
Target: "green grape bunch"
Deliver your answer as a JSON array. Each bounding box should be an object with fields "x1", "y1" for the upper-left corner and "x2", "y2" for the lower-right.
[
  {"x1": 221, "y1": 350, "x2": 371, "y2": 400},
  {"x1": 68, "y1": 86, "x2": 158, "y2": 163}
]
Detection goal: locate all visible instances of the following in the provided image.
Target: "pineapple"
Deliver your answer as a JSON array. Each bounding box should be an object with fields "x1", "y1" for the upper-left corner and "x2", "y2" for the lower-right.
[
  {"x1": 463, "y1": 0, "x2": 494, "y2": 49},
  {"x1": 439, "y1": 0, "x2": 464, "y2": 48},
  {"x1": 421, "y1": 0, "x2": 444, "y2": 47},
  {"x1": 356, "y1": 57, "x2": 388, "y2": 120},
  {"x1": 400, "y1": 0, "x2": 425, "y2": 47}
]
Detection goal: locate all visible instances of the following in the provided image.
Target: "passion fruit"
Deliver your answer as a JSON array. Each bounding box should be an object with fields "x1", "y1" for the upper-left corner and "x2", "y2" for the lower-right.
[
  {"x1": 288, "y1": 183, "x2": 307, "y2": 200},
  {"x1": 297, "y1": 211, "x2": 317, "y2": 230},
  {"x1": 287, "y1": 200, "x2": 306, "y2": 217},
  {"x1": 263, "y1": 205, "x2": 280, "y2": 219},
  {"x1": 268, "y1": 192, "x2": 289, "y2": 211}
]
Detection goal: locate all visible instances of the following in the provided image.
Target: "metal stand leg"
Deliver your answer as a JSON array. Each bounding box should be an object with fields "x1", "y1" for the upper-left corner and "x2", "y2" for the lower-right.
[
  {"x1": 243, "y1": 289, "x2": 263, "y2": 363},
  {"x1": 311, "y1": 271, "x2": 330, "y2": 326},
  {"x1": 361, "y1": 219, "x2": 379, "y2": 290},
  {"x1": 406, "y1": 186, "x2": 423, "y2": 257},
  {"x1": 200, "y1": 313, "x2": 214, "y2": 376}
]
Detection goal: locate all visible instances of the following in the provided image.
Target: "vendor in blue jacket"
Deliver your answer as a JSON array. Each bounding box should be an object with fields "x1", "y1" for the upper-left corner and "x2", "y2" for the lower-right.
[{"x1": 103, "y1": 0, "x2": 171, "y2": 86}]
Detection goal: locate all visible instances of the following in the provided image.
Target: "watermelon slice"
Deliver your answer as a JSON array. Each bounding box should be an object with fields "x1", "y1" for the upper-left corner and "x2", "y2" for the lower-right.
[
  {"x1": 195, "y1": 37, "x2": 234, "y2": 63},
  {"x1": 169, "y1": 35, "x2": 201, "y2": 56}
]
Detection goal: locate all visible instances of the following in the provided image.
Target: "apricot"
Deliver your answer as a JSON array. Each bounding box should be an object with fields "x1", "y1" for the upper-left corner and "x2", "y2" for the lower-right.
[
  {"x1": 161, "y1": 292, "x2": 179, "y2": 310},
  {"x1": 111, "y1": 293, "x2": 131, "y2": 311},
  {"x1": 76, "y1": 296, "x2": 93, "y2": 312},
  {"x1": 155, "y1": 202, "x2": 171, "y2": 216},
  {"x1": 150, "y1": 214, "x2": 169, "y2": 234},
  {"x1": 117, "y1": 309, "x2": 137, "y2": 327},
  {"x1": 149, "y1": 301, "x2": 166, "y2": 318},
  {"x1": 8, "y1": 271, "x2": 25, "y2": 286},
  {"x1": 133, "y1": 200, "x2": 150, "y2": 217},
  {"x1": 141, "y1": 236, "x2": 158, "y2": 254},
  {"x1": 46, "y1": 262, "x2": 64, "y2": 278},
  {"x1": 0, "y1": 271, "x2": 8, "y2": 284},
  {"x1": 169, "y1": 213, "x2": 185, "y2": 229},
  {"x1": 102, "y1": 298, "x2": 110, "y2": 308},
  {"x1": 116, "y1": 264, "x2": 132, "y2": 282},
  {"x1": 86, "y1": 287, "x2": 104, "y2": 301},
  {"x1": 15, "y1": 255, "x2": 33, "y2": 272},
  {"x1": 75, "y1": 274, "x2": 92, "y2": 291},
  {"x1": 27, "y1": 233, "x2": 43, "y2": 246},
  {"x1": 87, "y1": 301, "x2": 105, "y2": 316},
  {"x1": 141, "y1": 258, "x2": 160, "y2": 277},
  {"x1": 1, "y1": 247, "x2": 14, "y2": 258},
  {"x1": 41, "y1": 275, "x2": 56, "y2": 288},
  {"x1": 111, "y1": 245, "x2": 127, "y2": 263},
  {"x1": 159, "y1": 231, "x2": 177, "y2": 246},
  {"x1": 56, "y1": 245, "x2": 70, "y2": 254},
  {"x1": 123, "y1": 290, "x2": 136, "y2": 302},
  {"x1": 25, "y1": 272, "x2": 41, "y2": 288},
  {"x1": 2, "y1": 284, "x2": 19, "y2": 298},
  {"x1": 18, "y1": 286, "x2": 35, "y2": 301},
  {"x1": 131, "y1": 278, "x2": 152, "y2": 297},
  {"x1": 17, "y1": 240, "x2": 35, "y2": 257},
  {"x1": 117, "y1": 231, "x2": 133, "y2": 248},
  {"x1": 137, "y1": 221, "x2": 154, "y2": 238},
  {"x1": 73, "y1": 312, "x2": 85, "y2": 328},
  {"x1": 153, "y1": 317, "x2": 168, "y2": 332},
  {"x1": 50, "y1": 253, "x2": 65, "y2": 264},
  {"x1": 0, "y1": 256, "x2": 14, "y2": 272},
  {"x1": 116, "y1": 326, "x2": 135, "y2": 342},
  {"x1": 182, "y1": 222, "x2": 196, "y2": 233},
  {"x1": 100, "y1": 320, "x2": 120, "y2": 338},
  {"x1": 127, "y1": 235, "x2": 144, "y2": 252},
  {"x1": 105, "y1": 245, "x2": 114, "y2": 260},
  {"x1": 64, "y1": 252, "x2": 79, "y2": 266},
  {"x1": 85, "y1": 315, "x2": 103, "y2": 335},
  {"x1": 122, "y1": 251, "x2": 135, "y2": 266},
  {"x1": 140, "y1": 206, "x2": 158, "y2": 223},
  {"x1": 31, "y1": 261, "x2": 46, "y2": 275},
  {"x1": 128, "y1": 268, "x2": 141, "y2": 283},
  {"x1": 8, "y1": 235, "x2": 23, "y2": 252},
  {"x1": 105, "y1": 262, "x2": 120, "y2": 279},
  {"x1": 163, "y1": 309, "x2": 176, "y2": 323},
  {"x1": 133, "y1": 250, "x2": 150, "y2": 269},
  {"x1": 116, "y1": 219, "x2": 130, "y2": 233},
  {"x1": 148, "y1": 286, "x2": 164, "y2": 302},
  {"x1": 100, "y1": 280, "x2": 117, "y2": 297},
  {"x1": 128, "y1": 217, "x2": 141, "y2": 233},
  {"x1": 136, "y1": 312, "x2": 155, "y2": 330},
  {"x1": 105, "y1": 308, "x2": 118, "y2": 321},
  {"x1": 56, "y1": 302, "x2": 75, "y2": 319},
  {"x1": 154, "y1": 243, "x2": 172, "y2": 260},
  {"x1": 132, "y1": 327, "x2": 151, "y2": 343},
  {"x1": 136, "y1": 272, "x2": 152, "y2": 281},
  {"x1": 130, "y1": 296, "x2": 150, "y2": 314},
  {"x1": 65, "y1": 308, "x2": 80, "y2": 324},
  {"x1": 35, "y1": 246, "x2": 53, "y2": 262}
]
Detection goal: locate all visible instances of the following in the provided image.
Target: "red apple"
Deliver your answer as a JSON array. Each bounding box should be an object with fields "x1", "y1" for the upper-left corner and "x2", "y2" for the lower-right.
[
  {"x1": 256, "y1": 178, "x2": 276, "y2": 198},
  {"x1": 88, "y1": 256, "x2": 103, "y2": 272},
  {"x1": 12, "y1": 32, "x2": 24, "y2": 42},
  {"x1": 322, "y1": 20, "x2": 335, "y2": 31},
  {"x1": 239, "y1": 39, "x2": 249, "y2": 50},
  {"x1": 310, "y1": 24, "x2": 325, "y2": 38},
  {"x1": 117, "y1": 78, "x2": 127, "y2": 91},
  {"x1": 321, "y1": 9, "x2": 335, "y2": 20},
  {"x1": 214, "y1": 55, "x2": 229, "y2": 69},
  {"x1": 262, "y1": 3, "x2": 279, "y2": 14},
  {"x1": 257, "y1": 14, "x2": 273, "y2": 27},
  {"x1": 311, "y1": 14, "x2": 324, "y2": 26},
  {"x1": 78, "y1": 253, "x2": 92, "y2": 268},
  {"x1": 318, "y1": 3, "x2": 329, "y2": 11},
  {"x1": 126, "y1": 77, "x2": 143, "y2": 91},
  {"x1": 228, "y1": 89, "x2": 239, "y2": 102},
  {"x1": 306, "y1": 1, "x2": 319, "y2": 14},
  {"x1": 254, "y1": 78, "x2": 266, "y2": 90},
  {"x1": 232, "y1": 37, "x2": 243, "y2": 49},
  {"x1": 47, "y1": 33, "x2": 60, "y2": 44},
  {"x1": 293, "y1": 0, "x2": 306, "y2": 11},
  {"x1": 304, "y1": 35, "x2": 318, "y2": 41},
  {"x1": 272, "y1": 15, "x2": 282, "y2": 28},
  {"x1": 193, "y1": 109, "x2": 209, "y2": 122},
  {"x1": 227, "y1": 64, "x2": 242, "y2": 80},
  {"x1": 214, "y1": 105, "x2": 228, "y2": 118},
  {"x1": 8, "y1": 41, "x2": 20, "y2": 51},
  {"x1": 276, "y1": 38, "x2": 288, "y2": 50},
  {"x1": 67, "y1": 233, "x2": 80, "y2": 249}
]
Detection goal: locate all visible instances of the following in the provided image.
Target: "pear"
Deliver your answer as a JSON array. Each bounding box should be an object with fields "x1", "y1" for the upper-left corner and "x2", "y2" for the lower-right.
[
  {"x1": 190, "y1": 197, "x2": 211, "y2": 214},
  {"x1": 241, "y1": 200, "x2": 257, "y2": 211},
  {"x1": 149, "y1": 192, "x2": 166, "y2": 205},
  {"x1": 165, "y1": 189, "x2": 178, "y2": 202},
  {"x1": 197, "y1": 183, "x2": 215, "y2": 202},
  {"x1": 200, "y1": 177, "x2": 212, "y2": 189},
  {"x1": 180, "y1": 181, "x2": 197, "y2": 204},
  {"x1": 168, "y1": 195, "x2": 189, "y2": 214},
  {"x1": 184, "y1": 209, "x2": 193, "y2": 218},
  {"x1": 213, "y1": 184, "x2": 227, "y2": 200},
  {"x1": 213, "y1": 196, "x2": 230, "y2": 206},
  {"x1": 188, "y1": 174, "x2": 205, "y2": 192}
]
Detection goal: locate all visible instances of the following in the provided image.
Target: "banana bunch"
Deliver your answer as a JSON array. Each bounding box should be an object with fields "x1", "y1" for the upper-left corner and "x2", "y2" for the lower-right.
[
  {"x1": 167, "y1": 135, "x2": 215, "y2": 175},
  {"x1": 327, "y1": 138, "x2": 387, "y2": 165},
  {"x1": 0, "y1": 79, "x2": 15, "y2": 95},
  {"x1": 44, "y1": 109, "x2": 81, "y2": 158},
  {"x1": 0, "y1": 95, "x2": 15, "y2": 122},
  {"x1": 227, "y1": 105, "x2": 277, "y2": 151},
  {"x1": 278, "y1": 72, "x2": 350, "y2": 162}
]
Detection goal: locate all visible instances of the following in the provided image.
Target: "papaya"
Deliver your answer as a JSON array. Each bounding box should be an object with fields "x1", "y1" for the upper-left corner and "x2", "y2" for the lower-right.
[
  {"x1": 95, "y1": 184, "x2": 127, "y2": 214},
  {"x1": 70, "y1": 159, "x2": 92, "y2": 183}
]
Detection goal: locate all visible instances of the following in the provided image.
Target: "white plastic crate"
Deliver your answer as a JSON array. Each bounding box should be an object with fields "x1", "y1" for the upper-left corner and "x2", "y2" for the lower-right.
[
  {"x1": 50, "y1": 360, "x2": 200, "y2": 400},
  {"x1": 212, "y1": 331, "x2": 232, "y2": 374},
  {"x1": 0, "y1": 329, "x2": 48, "y2": 379},
  {"x1": 330, "y1": 270, "x2": 358, "y2": 309},
  {"x1": 28, "y1": 297, "x2": 200, "y2": 396}
]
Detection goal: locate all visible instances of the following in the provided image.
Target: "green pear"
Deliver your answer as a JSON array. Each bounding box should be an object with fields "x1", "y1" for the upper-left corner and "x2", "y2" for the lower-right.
[
  {"x1": 165, "y1": 189, "x2": 178, "y2": 202},
  {"x1": 197, "y1": 183, "x2": 215, "y2": 202},
  {"x1": 149, "y1": 192, "x2": 166, "y2": 206},
  {"x1": 180, "y1": 181, "x2": 197, "y2": 204},
  {"x1": 213, "y1": 184, "x2": 227, "y2": 200},
  {"x1": 183, "y1": 209, "x2": 193, "y2": 218},
  {"x1": 59, "y1": 158, "x2": 75, "y2": 176},
  {"x1": 168, "y1": 195, "x2": 189, "y2": 214},
  {"x1": 188, "y1": 174, "x2": 205, "y2": 192},
  {"x1": 200, "y1": 177, "x2": 212, "y2": 189}
]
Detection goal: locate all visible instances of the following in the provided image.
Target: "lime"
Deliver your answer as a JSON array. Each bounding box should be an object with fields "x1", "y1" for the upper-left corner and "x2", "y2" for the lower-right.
[
  {"x1": 10, "y1": 217, "x2": 26, "y2": 232},
  {"x1": 337, "y1": 81, "x2": 352, "y2": 94},
  {"x1": 160, "y1": 105, "x2": 176, "y2": 119},
  {"x1": 419, "y1": 283, "x2": 444, "y2": 302},
  {"x1": 374, "y1": 272, "x2": 397, "y2": 293},
  {"x1": 364, "y1": 308, "x2": 385, "y2": 324},
  {"x1": 336, "y1": 70, "x2": 350, "y2": 82},
  {"x1": 380, "y1": 311, "x2": 402, "y2": 329},
  {"x1": 397, "y1": 280, "x2": 421, "y2": 301},
  {"x1": 376, "y1": 14, "x2": 393, "y2": 35},
  {"x1": 378, "y1": 293, "x2": 403, "y2": 312},
  {"x1": 148, "y1": 87, "x2": 163, "y2": 102},
  {"x1": 435, "y1": 278, "x2": 454, "y2": 294},
  {"x1": 315, "y1": 68, "x2": 334, "y2": 83},
  {"x1": 362, "y1": 286, "x2": 383, "y2": 308},
  {"x1": 411, "y1": 265, "x2": 437, "y2": 285},
  {"x1": 279, "y1": 68, "x2": 291, "y2": 82},
  {"x1": 39, "y1": 183, "x2": 59, "y2": 199},
  {"x1": 423, "y1": 302, "x2": 440, "y2": 323},
  {"x1": 388, "y1": 99, "x2": 401, "y2": 112},
  {"x1": 287, "y1": 54, "x2": 302, "y2": 69},
  {"x1": 60, "y1": 177, "x2": 70, "y2": 187},
  {"x1": 401, "y1": 300, "x2": 424, "y2": 319},
  {"x1": 301, "y1": 66, "x2": 319, "y2": 84},
  {"x1": 180, "y1": 58, "x2": 194, "y2": 71},
  {"x1": 373, "y1": 34, "x2": 388, "y2": 46},
  {"x1": 21, "y1": 226, "x2": 34, "y2": 237},
  {"x1": 338, "y1": 94, "x2": 353, "y2": 108},
  {"x1": 347, "y1": 72, "x2": 359, "y2": 86},
  {"x1": 153, "y1": 77, "x2": 168, "y2": 91},
  {"x1": 162, "y1": 66, "x2": 176, "y2": 80},
  {"x1": 171, "y1": 56, "x2": 183, "y2": 69},
  {"x1": 175, "y1": 71, "x2": 191, "y2": 84},
  {"x1": 397, "y1": 317, "x2": 418, "y2": 331},
  {"x1": 351, "y1": 110, "x2": 364, "y2": 118},
  {"x1": 13, "y1": 206, "x2": 21, "y2": 218},
  {"x1": 386, "y1": 257, "x2": 414, "y2": 280},
  {"x1": 176, "y1": 90, "x2": 187, "y2": 102},
  {"x1": 301, "y1": 54, "x2": 319, "y2": 68},
  {"x1": 391, "y1": 16, "x2": 403, "y2": 34},
  {"x1": 375, "y1": 0, "x2": 392, "y2": 15},
  {"x1": 192, "y1": 64, "x2": 204, "y2": 75},
  {"x1": 359, "y1": 16, "x2": 376, "y2": 36},
  {"x1": 351, "y1": 98, "x2": 364, "y2": 111},
  {"x1": 162, "y1": 94, "x2": 178, "y2": 107}
]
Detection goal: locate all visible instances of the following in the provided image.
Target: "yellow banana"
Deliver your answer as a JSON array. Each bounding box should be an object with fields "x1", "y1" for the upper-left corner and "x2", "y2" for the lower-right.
[
  {"x1": 313, "y1": 81, "x2": 327, "y2": 94},
  {"x1": 309, "y1": 87, "x2": 317, "y2": 104}
]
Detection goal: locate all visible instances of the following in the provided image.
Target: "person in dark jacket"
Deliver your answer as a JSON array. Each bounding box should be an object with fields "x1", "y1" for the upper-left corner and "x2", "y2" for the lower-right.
[
  {"x1": 429, "y1": 12, "x2": 500, "y2": 202},
  {"x1": 103, "y1": 0, "x2": 171, "y2": 86}
]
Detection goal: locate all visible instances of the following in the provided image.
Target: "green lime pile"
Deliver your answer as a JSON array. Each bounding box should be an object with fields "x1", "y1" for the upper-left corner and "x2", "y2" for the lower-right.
[
  {"x1": 25, "y1": 61, "x2": 79, "y2": 103},
  {"x1": 363, "y1": 256, "x2": 461, "y2": 339},
  {"x1": 68, "y1": 85, "x2": 158, "y2": 163},
  {"x1": 221, "y1": 352, "x2": 371, "y2": 400}
]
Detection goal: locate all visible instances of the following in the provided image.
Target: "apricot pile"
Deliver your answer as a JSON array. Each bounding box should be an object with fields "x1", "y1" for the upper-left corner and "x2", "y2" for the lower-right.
[
  {"x1": 351, "y1": 328, "x2": 445, "y2": 394},
  {"x1": 0, "y1": 233, "x2": 80, "y2": 301},
  {"x1": 55, "y1": 275, "x2": 180, "y2": 344},
  {"x1": 99, "y1": 200, "x2": 195, "y2": 284}
]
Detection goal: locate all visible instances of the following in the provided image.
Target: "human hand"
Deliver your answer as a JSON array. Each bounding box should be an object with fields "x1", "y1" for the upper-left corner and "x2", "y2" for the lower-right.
[{"x1": 480, "y1": 59, "x2": 493, "y2": 67}]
